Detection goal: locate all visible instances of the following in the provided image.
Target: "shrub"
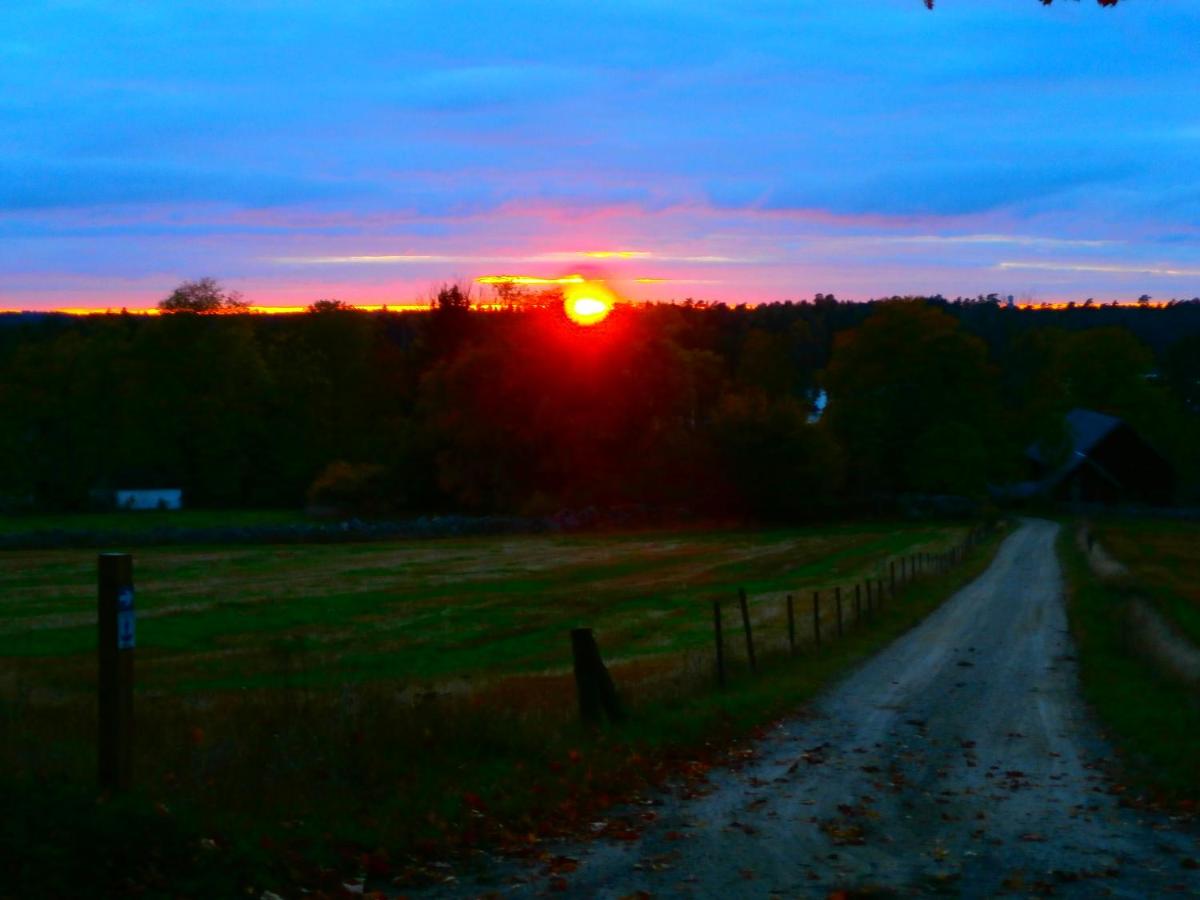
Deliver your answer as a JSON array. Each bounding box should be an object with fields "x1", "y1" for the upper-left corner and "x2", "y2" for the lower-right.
[{"x1": 305, "y1": 461, "x2": 389, "y2": 516}]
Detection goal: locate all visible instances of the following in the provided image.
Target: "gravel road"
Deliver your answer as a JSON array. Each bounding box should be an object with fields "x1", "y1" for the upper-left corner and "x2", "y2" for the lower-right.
[{"x1": 416, "y1": 519, "x2": 1200, "y2": 898}]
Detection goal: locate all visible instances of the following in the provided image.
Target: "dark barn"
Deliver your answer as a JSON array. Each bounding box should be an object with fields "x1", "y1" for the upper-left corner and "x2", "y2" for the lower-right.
[{"x1": 1026, "y1": 408, "x2": 1175, "y2": 506}]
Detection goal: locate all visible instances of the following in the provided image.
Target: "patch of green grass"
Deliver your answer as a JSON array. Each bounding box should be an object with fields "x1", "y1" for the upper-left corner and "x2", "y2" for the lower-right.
[
  {"x1": 1058, "y1": 525, "x2": 1200, "y2": 802},
  {"x1": 0, "y1": 779, "x2": 283, "y2": 900}
]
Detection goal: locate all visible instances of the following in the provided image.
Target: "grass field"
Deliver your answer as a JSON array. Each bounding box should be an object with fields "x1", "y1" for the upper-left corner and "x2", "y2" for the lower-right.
[
  {"x1": 1095, "y1": 517, "x2": 1200, "y2": 646},
  {"x1": 1, "y1": 521, "x2": 966, "y2": 696},
  {"x1": 1, "y1": 520, "x2": 992, "y2": 897},
  {"x1": 1059, "y1": 523, "x2": 1200, "y2": 805}
]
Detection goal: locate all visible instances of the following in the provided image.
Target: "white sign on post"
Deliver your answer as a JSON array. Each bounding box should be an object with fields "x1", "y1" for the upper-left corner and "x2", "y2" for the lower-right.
[{"x1": 117, "y1": 587, "x2": 135, "y2": 649}]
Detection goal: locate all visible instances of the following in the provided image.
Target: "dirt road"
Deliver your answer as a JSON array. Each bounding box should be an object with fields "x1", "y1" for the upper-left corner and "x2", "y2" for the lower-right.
[{"x1": 419, "y1": 520, "x2": 1200, "y2": 897}]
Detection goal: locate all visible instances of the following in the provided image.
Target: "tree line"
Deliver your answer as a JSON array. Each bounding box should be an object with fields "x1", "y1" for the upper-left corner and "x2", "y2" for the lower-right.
[{"x1": 0, "y1": 289, "x2": 1197, "y2": 516}]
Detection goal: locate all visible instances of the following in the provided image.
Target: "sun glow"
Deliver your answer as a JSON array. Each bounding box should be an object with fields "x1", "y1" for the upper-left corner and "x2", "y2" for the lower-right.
[{"x1": 563, "y1": 282, "x2": 616, "y2": 326}]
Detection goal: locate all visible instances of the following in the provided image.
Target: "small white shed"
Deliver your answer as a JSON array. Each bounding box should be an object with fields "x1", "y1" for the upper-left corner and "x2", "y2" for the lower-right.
[{"x1": 115, "y1": 489, "x2": 183, "y2": 511}]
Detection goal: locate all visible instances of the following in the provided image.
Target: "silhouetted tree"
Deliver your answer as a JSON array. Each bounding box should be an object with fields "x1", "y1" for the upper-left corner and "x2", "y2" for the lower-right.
[
  {"x1": 158, "y1": 277, "x2": 248, "y2": 314},
  {"x1": 433, "y1": 283, "x2": 471, "y2": 312},
  {"x1": 307, "y1": 299, "x2": 353, "y2": 313}
]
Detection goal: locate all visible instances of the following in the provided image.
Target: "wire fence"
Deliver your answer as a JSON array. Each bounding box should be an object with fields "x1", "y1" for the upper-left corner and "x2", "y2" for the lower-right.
[{"x1": 572, "y1": 522, "x2": 999, "y2": 720}]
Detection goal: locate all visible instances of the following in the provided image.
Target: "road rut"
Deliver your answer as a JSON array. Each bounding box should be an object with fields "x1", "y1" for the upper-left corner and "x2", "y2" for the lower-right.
[{"x1": 419, "y1": 519, "x2": 1200, "y2": 897}]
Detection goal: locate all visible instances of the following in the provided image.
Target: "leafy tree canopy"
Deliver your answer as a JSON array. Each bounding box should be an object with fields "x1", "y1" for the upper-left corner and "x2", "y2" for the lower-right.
[{"x1": 158, "y1": 277, "x2": 248, "y2": 315}]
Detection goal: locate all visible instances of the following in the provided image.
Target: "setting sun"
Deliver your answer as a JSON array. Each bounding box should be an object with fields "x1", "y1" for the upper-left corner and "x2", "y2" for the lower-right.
[{"x1": 563, "y1": 282, "x2": 615, "y2": 326}]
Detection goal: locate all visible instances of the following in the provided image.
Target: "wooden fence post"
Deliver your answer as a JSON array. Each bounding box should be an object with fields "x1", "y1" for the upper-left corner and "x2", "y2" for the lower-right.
[
  {"x1": 737, "y1": 588, "x2": 757, "y2": 673},
  {"x1": 713, "y1": 600, "x2": 725, "y2": 687},
  {"x1": 98, "y1": 552, "x2": 135, "y2": 792},
  {"x1": 812, "y1": 591, "x2": 821, "y2": 647},
  {"x1": 570, "y1": 628, "x2": 623, "y2": 723},
  {"x1": 890, "y1": 560, "x2": 896, "y2": 595},
  {"x1": 786, "y1": 594, "x2": 796, "y2": 655},
  {"x1": 854, "y1": 583, "x2": 861, "y2": 626},
  {"x1": 835, "y1": 586, "x2": 843, "y2": 638}
]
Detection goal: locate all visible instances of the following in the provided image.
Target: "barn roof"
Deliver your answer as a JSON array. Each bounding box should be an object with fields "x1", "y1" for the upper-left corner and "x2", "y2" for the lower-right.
[
  {"x1": 1026, "y1": 408, "x2": 1122, "y2": 467},
  {"x1": 1064, "y1": 408, "x2": 1123, "y2": 457},
  {"x1": 995, "y1": 407, "x2": 1172, "y2": 504}
]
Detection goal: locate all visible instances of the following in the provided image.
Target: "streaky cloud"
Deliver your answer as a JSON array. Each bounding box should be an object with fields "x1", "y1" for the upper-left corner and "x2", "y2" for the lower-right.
[{"x1": 998, "y1": 260, "x2": 1200, "y2": 278}]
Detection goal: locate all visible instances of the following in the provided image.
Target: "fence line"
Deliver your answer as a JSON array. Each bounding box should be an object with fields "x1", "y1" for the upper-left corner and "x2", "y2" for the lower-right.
[{"x1": 704, "y1": 522, "x2": 996, "y2": 689}]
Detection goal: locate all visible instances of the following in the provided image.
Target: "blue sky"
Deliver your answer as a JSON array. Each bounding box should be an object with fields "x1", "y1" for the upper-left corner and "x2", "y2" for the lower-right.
[{"x1": 2, "y1": 0, "x2": 1198, "y2": 309}]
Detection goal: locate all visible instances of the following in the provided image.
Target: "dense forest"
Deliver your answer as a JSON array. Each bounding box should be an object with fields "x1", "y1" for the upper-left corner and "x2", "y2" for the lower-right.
[{"x1": 1, "y1": 291, "x2": 1198, "y2": 517}]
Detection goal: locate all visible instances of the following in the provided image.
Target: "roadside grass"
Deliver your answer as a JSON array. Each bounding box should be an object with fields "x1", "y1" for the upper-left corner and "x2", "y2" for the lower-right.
[
  {"x1": 1094, "y1": 518, "x2": 1200, "y2": 647},
  {"x1": 0, "y1": 521, "x2": 1000, "y2": 898},
  {"x1": 1058, "y1": 525, "x2": 1200, "y2": 804}
]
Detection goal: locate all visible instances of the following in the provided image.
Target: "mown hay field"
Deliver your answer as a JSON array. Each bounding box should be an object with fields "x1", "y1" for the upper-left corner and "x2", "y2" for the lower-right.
[{"x1": 1, "y1": 521, "x2": 967, "y2": 699}]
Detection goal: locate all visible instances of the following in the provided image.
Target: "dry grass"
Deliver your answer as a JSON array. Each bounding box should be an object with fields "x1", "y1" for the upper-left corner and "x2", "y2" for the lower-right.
[
  {"x1": 1096, "y1": 518, "x2": 1200, "y2": 646},
  {"x1": 1060, "y1": 524, "x2": 1200, "y2": 805}
]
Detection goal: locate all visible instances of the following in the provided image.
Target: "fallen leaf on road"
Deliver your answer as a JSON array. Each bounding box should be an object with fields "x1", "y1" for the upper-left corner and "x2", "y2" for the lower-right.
[{"x1": 542, "y1": 856, "x2": 580, "y2": 876}]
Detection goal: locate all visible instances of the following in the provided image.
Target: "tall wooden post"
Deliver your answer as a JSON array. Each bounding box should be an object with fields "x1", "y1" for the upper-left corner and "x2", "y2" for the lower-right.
[
  {"x1": 812, "y1": 591, "x2": 821, "y2": 647},
  {"x1": 713, "y1": 600, "x2": 726, "y2": 687},
  {"x1": 786, "y1": 594, "x2": 796, "y2": 655},
  {"x1": 98, "y1": 552, "x2": 135, "y2": 792},
  {"x1": 854, "y1": 583, "x2": 861, "y2": 625},
  {"x1": 890, "y1": 560, "x2": 896, "y2": 595},
  {"x1": 738, "y1": 588, "x2": 757, "y2": 674},
  {"x1": 835, "y1": 586, "x2": 843, "y2": 638},
  {"x1": 570, "y1": 628, "x2": 622, "y2": 723}
]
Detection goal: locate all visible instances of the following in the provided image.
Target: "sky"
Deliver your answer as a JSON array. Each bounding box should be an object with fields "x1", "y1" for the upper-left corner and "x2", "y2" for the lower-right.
[{"x1": 2, "y1": 0, "x2": 1198, "y2": 310}]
